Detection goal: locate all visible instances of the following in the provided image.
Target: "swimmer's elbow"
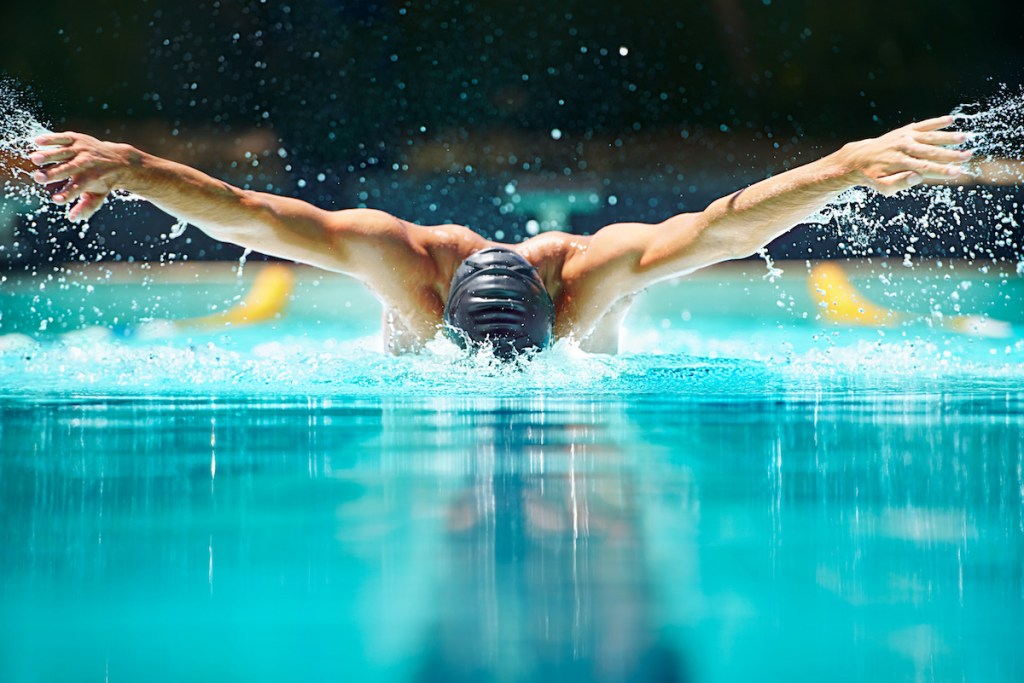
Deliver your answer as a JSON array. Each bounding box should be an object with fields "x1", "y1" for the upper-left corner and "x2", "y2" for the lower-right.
[{"x1": 187, "y1": 186, "x2": 271, "y2": 242}]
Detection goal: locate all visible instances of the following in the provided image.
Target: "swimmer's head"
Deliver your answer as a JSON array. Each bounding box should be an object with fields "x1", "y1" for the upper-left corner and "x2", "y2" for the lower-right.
[{"x1": 443, "y1": 246, "x2": 555, "y2": 360}]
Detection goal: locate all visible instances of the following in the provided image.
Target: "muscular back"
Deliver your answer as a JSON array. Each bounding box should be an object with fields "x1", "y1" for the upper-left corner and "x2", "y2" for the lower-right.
[{"x1": 373, "y1": 221, "x2": 637, "y2": 353}]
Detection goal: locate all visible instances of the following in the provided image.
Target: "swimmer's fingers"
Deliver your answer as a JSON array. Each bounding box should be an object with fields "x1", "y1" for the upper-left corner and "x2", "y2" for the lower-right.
[
  {"x1": 31, "y1": 161, "x2": 78, "y2": 185},
  {"x1": 33, "y1": 132, "x2": 76, "y2": 147},
  {"x1": 30, "y1": 147, "x2": 76, "y2": 166},
  {"x1": 52, "y1": 180, "x2": 83, "y2": 206},
  {"x1": 52, "y1": 164, "x2": 108, "y2": 202},
  {"x1": 68, "y1": 191, "x2": 108, "y2": 223},
  {"x1": 31, "y1": 160, "x2": 108, "y2": 187},
  {"x1": 905, "y1": 142, "x2": 972, "y2": 164},
  {"x1": 915, "y1": 130, "x2": 968, "y2": 147},
  {"x1": 909, "y1": 115, "x2": 955, "y2": 132},
  {"x1": 871, "y1": 171, "x2": 922, "y2": 197},
  {"x1": 900, "y1": 156, "x2": 963, "y2": 179}
]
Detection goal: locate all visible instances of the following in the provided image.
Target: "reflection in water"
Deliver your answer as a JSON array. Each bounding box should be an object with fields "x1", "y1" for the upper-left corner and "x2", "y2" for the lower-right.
[
  {"x1": 0, "y1": 392, "x2": 1022, "y2": 682},
  {"x1": 399, "y1": 400, "x2": 687, "y2": 682},
  {"x1": 0, "y1": 398, "x2": 407, "y2": 682},
  {"x1": 635, "y1": 395, "x2": 1024, "y2": 682}
]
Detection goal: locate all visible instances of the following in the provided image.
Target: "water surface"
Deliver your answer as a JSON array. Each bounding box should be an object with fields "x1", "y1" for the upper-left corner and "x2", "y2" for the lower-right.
[{"x1": 1, "y1": 268, "x2": 1022, "y2": 682}]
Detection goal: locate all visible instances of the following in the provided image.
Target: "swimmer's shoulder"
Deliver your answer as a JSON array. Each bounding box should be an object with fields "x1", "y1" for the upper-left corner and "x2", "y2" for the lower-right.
[
  {"x1": 411, "y1": 222, "x2": 494, "y2": 286},
  {"x1": 513, "y1": 231, "x2": 589, "y2": 296},
  {"x1": 514, "y1": 231, "x2": 588, "y2": 265}
]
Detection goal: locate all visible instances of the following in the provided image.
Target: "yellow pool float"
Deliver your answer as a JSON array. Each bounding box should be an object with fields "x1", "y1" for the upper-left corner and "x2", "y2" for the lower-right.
[{"x1": 808, "y1": 262, "x2": 1010, "y2": 337}]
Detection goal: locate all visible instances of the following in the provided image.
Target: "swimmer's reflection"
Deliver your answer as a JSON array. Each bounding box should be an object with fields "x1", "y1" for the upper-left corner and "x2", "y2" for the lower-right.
[{"x1": 412, "y1": 405, "x2": 686, "y2": 683}]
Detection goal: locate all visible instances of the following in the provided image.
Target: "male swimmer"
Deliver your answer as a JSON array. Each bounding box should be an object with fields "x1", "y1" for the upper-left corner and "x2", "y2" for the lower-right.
[{"x1": 26, "y1": 116, "x2": 971, "y2": 357}]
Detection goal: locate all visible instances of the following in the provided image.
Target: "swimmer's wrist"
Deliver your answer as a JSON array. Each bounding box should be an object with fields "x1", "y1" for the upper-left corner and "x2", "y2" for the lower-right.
[
  {"x1": 114, "y1": 145, "x2": 157, "y2": 194},
  {"x1": 827, "y1": 144, "x2": 868, "y2": 189}
]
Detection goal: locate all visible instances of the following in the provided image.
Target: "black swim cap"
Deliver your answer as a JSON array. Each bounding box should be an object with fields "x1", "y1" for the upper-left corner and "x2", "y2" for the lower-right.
[{"x1": 443, "y1": 247, "x2": 555, "y2": 359}]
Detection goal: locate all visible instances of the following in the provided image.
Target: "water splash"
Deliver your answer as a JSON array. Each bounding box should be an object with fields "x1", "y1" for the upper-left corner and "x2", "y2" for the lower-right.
[
  {"x1": 807, "y1": 86, "x2": 1024, "y2": 266},
  {"x1": 0, "y1": 83, "x2": 178, "y2": 273},
  {"x1": 0, "y1": 81, "x2": 54, "y2": 212},
  {"x1": 757, "y1": 247, "x2": 784, "y2": 281},
  {"x1": 0, "y1": 328, "x2": 634, "y2": 398},
  {"x1": 168, "y1": 218, "x2": 189, "y2": 240},
  {"x1": 0, "y1": 318, "x2": 1020, "y2": 400},
  {"x1": 803, "y1": 187, "x2": 877, "y2": 249},
  {"x1": 952, "y1": 84, "x2": 1024, "y2": 165},
  {"x1": 236, "y1": 247, "x2": 253, "y2": 279}
]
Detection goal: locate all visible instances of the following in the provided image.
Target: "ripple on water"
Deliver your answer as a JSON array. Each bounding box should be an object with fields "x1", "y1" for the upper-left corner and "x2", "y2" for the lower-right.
[{"x1": 0, "y1": 326, "x2": 1022, "y2": 401}]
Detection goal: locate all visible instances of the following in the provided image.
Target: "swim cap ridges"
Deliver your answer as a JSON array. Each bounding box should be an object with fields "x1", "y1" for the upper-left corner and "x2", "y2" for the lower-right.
[{"x1": 443, "y1": 247, "x2": 555, "y2": 359}]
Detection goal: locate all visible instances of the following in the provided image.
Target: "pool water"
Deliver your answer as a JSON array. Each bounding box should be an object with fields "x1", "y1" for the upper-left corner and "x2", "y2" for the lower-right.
[{"x1": 1, "y1": 262, "x2": 1022, "y2": 682}]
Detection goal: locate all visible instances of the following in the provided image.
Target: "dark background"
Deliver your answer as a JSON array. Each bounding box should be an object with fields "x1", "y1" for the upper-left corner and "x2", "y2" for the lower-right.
[{"x1": 1, "y1": 0, "x2": 1022, "y2": 266}]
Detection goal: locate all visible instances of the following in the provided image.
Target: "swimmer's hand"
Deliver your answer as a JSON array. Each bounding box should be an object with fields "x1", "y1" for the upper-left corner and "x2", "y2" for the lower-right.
[
  {"x1": 835, "y1": 115, "x2": 972, "y2": 196},
  {"x1": 29, "y1": 132, "x2": 138, "y2": 222}
]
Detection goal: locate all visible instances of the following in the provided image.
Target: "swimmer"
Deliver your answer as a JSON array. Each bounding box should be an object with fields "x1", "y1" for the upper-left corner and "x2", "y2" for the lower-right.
[{"x1": 25, "y1": 116, "x2": 971, "y2": 357}]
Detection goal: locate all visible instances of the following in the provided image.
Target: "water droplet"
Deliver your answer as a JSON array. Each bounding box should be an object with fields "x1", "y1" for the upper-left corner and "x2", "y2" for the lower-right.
[{"x1": 168, "y1": 219, "x2": 188, "y2": 240}]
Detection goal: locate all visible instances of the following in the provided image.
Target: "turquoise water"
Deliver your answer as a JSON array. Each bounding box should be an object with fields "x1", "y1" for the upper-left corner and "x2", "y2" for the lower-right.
[{"x1": 1, "y1": 264, "x2": 1023, "y2": 682}]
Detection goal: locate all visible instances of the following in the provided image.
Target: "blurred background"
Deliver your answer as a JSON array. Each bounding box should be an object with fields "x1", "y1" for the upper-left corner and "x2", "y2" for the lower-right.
[{"x1": 1, "y1": 0, "x2": 1022, "y2": 267}]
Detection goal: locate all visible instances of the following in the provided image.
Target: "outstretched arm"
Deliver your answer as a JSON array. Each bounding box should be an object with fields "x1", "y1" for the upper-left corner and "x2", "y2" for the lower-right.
[
  {"x1": 571, "y1": 116, "x2": 970, "y2": 294},
  {"x1": 28, "y1": 132, "x2": 430, "y2": 279}
]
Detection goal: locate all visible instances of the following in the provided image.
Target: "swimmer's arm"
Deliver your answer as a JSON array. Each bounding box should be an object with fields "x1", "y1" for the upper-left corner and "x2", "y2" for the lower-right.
[
  {"x1": 28, "y1": 132, "x2": 427, "y2": 277},
  {"x1": 578, "y1": 116, "x2": 970, "y2": 292}
]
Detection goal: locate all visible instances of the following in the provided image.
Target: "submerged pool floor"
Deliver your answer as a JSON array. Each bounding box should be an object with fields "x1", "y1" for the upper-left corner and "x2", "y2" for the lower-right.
[{"x1": 0, "y1": 261, "x2": 1022, "y2": 681}]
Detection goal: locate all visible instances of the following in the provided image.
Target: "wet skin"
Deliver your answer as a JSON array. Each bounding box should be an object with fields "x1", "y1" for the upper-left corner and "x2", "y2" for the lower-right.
[{"x1": 26, "y1": 117, "x2": 970, "y2": 353}]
